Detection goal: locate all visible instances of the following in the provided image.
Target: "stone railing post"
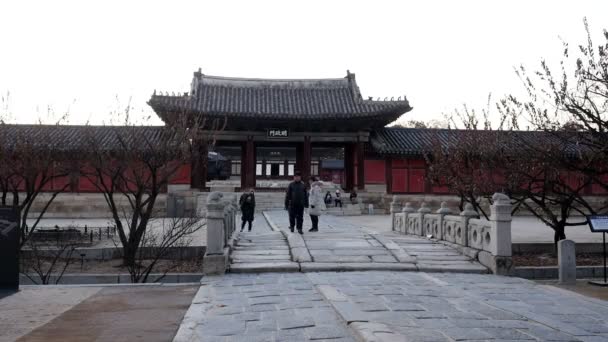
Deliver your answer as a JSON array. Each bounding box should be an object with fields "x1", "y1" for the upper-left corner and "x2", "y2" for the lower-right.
[
  {"x1": 435, "y1": 202, "x2": 451, "y2": 240},
  {"x1": 401, "y1": 203, "x2": 415, "y2": 234},
  {"x1": 459, "y1": 203, "x2": 479, "y2": 246},
  {"x1": 490, "y1": 193, "x2": 512, "y2": 257},
  {"x1": 203, "y1": 192, "x2": 228, "y2": 275},
  {"x1": 417, "y1": 202, "x2": 431, "y2": 237},
  {"x1": 488, "y1": 193, "x2": 513, "y2": 275},
  {"x1": 558, "y1": 239, "x2": 576, "y2": 285},
  {"x1": 232, "y1": 195, "x2": 238, "y2": 234},
  {"x1": 390, "y1": 196, "x2": 402, "y2": 231}
]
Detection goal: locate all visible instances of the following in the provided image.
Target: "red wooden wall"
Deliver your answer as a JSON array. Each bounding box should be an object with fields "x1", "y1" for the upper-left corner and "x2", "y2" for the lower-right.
[
  {"x1": 364, "y1": 160, "x2": 386, "y2": 184},
  {"x1": 389, "y1": 158, "x2": 427, "y2": 193}
]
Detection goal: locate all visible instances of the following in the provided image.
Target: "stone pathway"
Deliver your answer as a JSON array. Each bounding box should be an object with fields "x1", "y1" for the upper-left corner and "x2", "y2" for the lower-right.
[
  {"x1": 175, "y1": 271, "x2": 608, "y2": 342},
  {"x1": 260, "y1": 211, "x2": 486, "y2": 273},
  {"x1": 174, "y1": 273, "x2": 356, "y2": 342},
  {"x1": 229, "y1": 214, "x2": 299, "y2": 273}
]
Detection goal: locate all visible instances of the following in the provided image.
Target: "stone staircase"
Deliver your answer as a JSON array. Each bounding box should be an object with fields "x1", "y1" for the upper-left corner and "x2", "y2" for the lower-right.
[
  {"x1": 197, "y1": 191, "x2": 363, "y2": 216},
  {"x1": 228, "y1": 214, "x2": 299, "y2": 273}
]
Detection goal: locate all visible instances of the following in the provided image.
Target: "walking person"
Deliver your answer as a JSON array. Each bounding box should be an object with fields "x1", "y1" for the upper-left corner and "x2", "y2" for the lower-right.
[
  {"x1": 239, "y1": 188, "x2": 255, "y2": 232},
  {"x1": 308, "y1": 177, "x2": 326, "y2": 232},
  {"x1": 285, "y1": 171, "x2": 308, "y2": 234}
]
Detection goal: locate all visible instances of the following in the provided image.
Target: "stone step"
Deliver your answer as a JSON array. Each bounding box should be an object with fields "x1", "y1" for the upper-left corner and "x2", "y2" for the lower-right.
[
  {"x1": 231, "y1": 250, "x2": 290, "y2": 256},
  {"x1": 231, "y1": 253, "x2": 292, "y2": 260},
  {"x1": 229, "y1": 262, "x2": 300, "y2": 273},
  {"x1": 300, "y1": 262, "x2": 418, "y2": 272},
  {"x1": 416, "y1": 263, "x2": 488, "y2": 274},
  {"x1": 234, "y1": 246, "x2": 289, "y2": 251},
  {"x1": 231, "y1": 258, "x2": 292, "y2": 263},
  {"x1": 414, "y1": 255, "x2": 472, "y2": 261}
]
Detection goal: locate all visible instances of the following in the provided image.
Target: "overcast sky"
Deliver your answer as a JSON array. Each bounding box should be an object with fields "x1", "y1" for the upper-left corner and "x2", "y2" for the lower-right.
[{"x1": 1, "y1": 0, "x2": 607, "y2": 126}]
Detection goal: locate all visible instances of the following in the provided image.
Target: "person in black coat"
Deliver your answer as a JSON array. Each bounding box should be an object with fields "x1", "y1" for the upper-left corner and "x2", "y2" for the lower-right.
[
  {"x1": 239, "y1": 188, "x2": 256, "y2": 231},
  {"x1": 324, "y1": 191, "x2": 333, "y2": 206},
  {"x1": 285, "y1": 171, "x2": 309, "y2": 234}
]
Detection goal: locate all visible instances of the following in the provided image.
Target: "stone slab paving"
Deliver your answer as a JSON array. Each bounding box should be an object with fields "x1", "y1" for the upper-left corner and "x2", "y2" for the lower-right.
[
  {"x1": 174, "y1": 271, "x2": 608, "y2": 341},
  {"x1": 262, "y1": 211, "x2": 487, "y2": 273},
  {"x1": 173, "y1": 273, "x2": 356, "y2": 341},
  {"x1": 307, "y1": 271, "x2": 608, "y2": 342},
  {"x1": 230, "y1": 214, "x2": 299, "y2": 273}
]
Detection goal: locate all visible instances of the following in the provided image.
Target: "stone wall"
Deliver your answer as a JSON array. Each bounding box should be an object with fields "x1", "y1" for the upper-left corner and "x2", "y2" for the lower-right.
[
  {"x1": 391, "y1": 193, "x2": 513, "y2": 275},
  {"x1": 8, "y1": 192, "x2": 167, "y2": 219}
]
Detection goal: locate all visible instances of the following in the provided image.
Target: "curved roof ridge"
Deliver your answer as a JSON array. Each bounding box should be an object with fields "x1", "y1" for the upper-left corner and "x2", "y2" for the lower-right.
[{"x1": 199, "y1": 74, "x2": 349, "y2": 88}]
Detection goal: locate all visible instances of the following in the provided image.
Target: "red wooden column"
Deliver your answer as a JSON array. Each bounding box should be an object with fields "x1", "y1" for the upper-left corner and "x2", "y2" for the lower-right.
[
  {"x1": 302, "y1": 136, "x2": 312, "y2": 182},
  {"x1": 344, "y1": 143, "x2": 355, "y2": 191},
  {"x1": 190, "y1": 139, "x2": 208, "y2": 189},
  {"x1": 385, "y1": 157, "x2": 393, "y2": 194},
  {"x1": 295, "y1": 144, "x2": 303, "y2": 175},
  {"x1": 240, "y1": 141, "x2": 247, "y2": 189},
  {"x1": 244, "y1": 136, "x2": 256, "y2": 189},
  {"x1": 356, "y1": 141, "x2": 365, "y2": 190}
]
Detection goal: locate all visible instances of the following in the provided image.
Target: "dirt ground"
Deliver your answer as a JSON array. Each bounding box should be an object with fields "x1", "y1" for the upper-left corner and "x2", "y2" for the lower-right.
[
  {"x1": 17, "y1": 285, "x2": 198, "y2": 342},
  {"x1": 538, "y1": 279, "x2": 608, "y2": 301},
  {"x1": 514, "y1": 253, "x2": 606, "y2": 266}
]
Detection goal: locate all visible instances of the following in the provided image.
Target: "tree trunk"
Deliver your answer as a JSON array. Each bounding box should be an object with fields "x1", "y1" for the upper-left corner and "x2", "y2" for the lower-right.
[
  {"x1": 553, "y1": 225, "x2": 567, "y2": 255},
  {"x1": 122, "y1": 243, "x2": 137, "y2": 268}
]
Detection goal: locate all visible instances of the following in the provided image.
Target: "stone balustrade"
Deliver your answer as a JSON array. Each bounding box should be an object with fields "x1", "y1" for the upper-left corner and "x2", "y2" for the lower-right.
[
  {"x1": 391, "y1": 193, "x2": 513, "y2": 275},
  {"x1": 203, "y1": 192, "x2": 239, "y2": 275}
]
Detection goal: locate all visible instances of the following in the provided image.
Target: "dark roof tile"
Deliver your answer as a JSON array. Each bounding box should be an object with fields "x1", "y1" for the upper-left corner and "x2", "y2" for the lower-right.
[{"x1": 148, "y1": 71, "x2": 412, "y2": 128}]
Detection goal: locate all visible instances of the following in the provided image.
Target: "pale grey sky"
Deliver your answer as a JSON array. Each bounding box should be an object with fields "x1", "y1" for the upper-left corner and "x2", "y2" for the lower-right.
[{"x1": 1, "y1": 0, "x2": 607, "y2": 125}]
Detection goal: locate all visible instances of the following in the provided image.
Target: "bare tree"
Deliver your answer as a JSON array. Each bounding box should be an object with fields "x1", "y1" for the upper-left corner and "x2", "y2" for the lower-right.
[
  {"x1": 20, "y1": 238, "x2": 77, "y2": 285},
  {"x1": 509, "y1": 18, "x2": 608, "y2": 194},
  {"x1": 426, "y1": 106, "x2": 598, "y2": 250},
  {"x1": 123, "y1": 217, "x2": 205, "y2": 283},
  {"x1": 83, "y1": 112, "x2": 225, "y2": 269},
  {"x1": 0, "y1": 97, "x2": 74, "y2": 247}
]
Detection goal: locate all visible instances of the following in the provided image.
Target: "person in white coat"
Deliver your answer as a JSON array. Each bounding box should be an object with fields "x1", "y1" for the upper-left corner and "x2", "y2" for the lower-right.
[{"x1": 308, "y1": 177, "x2": 326, "y2": 232}]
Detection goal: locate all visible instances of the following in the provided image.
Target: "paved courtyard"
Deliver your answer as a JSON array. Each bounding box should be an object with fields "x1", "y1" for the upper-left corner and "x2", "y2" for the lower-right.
[{"x1": 175, "y1": 271, "x2": 608, "y2": 342}]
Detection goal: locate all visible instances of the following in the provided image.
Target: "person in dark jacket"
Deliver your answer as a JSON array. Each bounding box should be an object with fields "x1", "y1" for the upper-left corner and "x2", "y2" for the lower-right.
[
  {"x1": 285, "y1": 171, "x2": 309, "y2": 234},
  {"x1": 324, "y1": 191, "x2": 333, "y2": 206},
  {"x1": 350, "y1": 190, "x2": 358, "y2": 204},
  {"x1": 239, "y1": 188, "x2": 256, "y2": 231}
]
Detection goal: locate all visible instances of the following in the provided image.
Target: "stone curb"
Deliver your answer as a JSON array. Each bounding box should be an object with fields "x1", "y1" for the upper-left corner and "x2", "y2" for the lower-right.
[
  {"x1": 368, "y1": 233, "x2": 417, "y2": 263},
  {"x1": 262, "y1": 211, "x2": 313, "y2": 263},
  {"x1": 262, "y1": 211, "x2": 280, "y2": 232},
  {"x1": 20, "y1": 273, "x2": 204, "y2": 285},
  {"x1": 312, "y1": 281, "x2": 404, "y2": 342},
  {"x1": 172, "y1": 286, "x2": 213, "y2": 342}
]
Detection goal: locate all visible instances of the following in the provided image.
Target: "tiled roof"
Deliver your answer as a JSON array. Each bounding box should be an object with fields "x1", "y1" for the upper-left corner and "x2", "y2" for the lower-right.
[
  {"x1": 148, "y1": 70, "x2": 412, "y2": 129},
  {"x1": 0, "y1": 124, "x2": 167, "y2": 152},
  {"x1": 370, "y1": 127, "x2": 585, "y2": 156}
]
